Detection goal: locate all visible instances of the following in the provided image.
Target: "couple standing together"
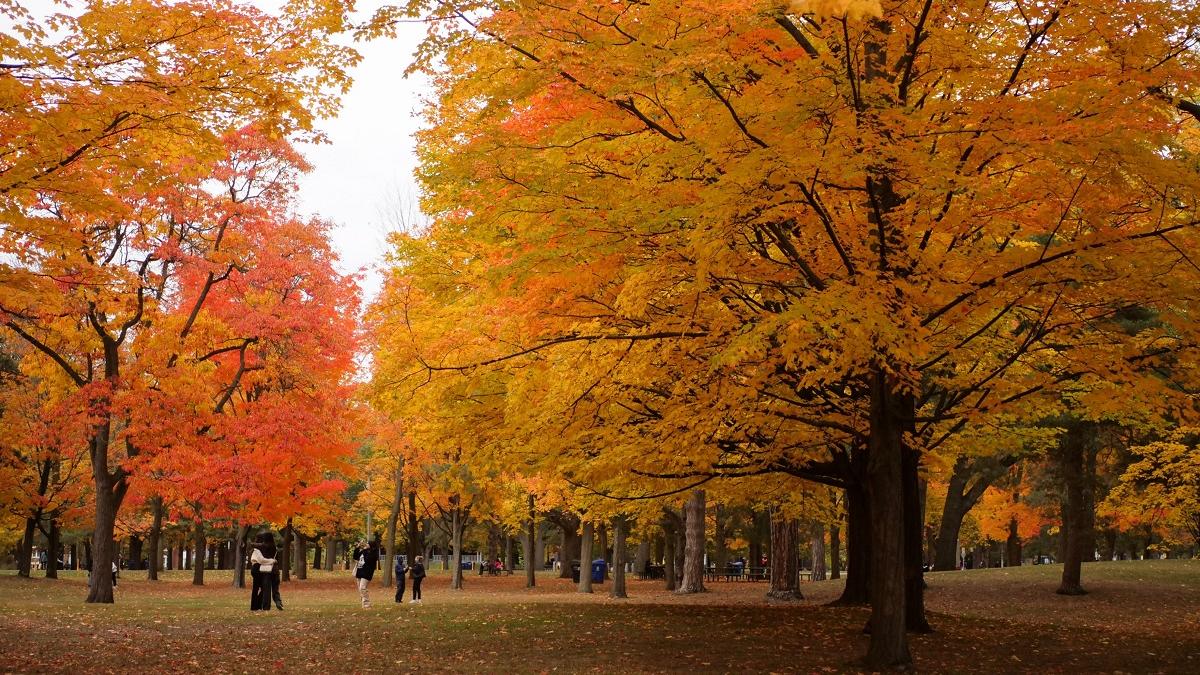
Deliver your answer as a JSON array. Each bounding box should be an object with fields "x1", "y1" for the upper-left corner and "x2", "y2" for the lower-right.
[
  {"x1": 249, "y1": 531, "x2": 283, "y2": 611},
  {"x1": 353, "y1": 539, "x2": 425, "y2": 609}
]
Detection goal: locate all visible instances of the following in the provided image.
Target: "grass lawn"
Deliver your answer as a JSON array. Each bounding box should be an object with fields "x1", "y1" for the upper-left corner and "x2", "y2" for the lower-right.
[{"x1": 1, "y1": 559, "x2": 1197, "y2": 673}]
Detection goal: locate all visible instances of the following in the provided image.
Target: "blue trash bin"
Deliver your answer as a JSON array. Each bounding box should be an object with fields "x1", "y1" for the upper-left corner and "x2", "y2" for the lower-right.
[
  {"x1": 461, "y1": 561, "x2": 473, "y2": 570},
  {"x1": 591, "y1": 558, "x2": 607, "y2": 583}
]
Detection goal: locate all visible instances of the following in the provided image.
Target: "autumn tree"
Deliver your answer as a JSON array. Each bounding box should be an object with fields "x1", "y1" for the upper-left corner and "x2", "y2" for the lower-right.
[{"x1": 1, "y1": 0, "x2": 356, "y2": 602}]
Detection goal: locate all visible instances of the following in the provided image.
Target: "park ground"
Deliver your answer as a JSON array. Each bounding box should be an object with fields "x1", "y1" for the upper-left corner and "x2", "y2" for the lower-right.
[{"x1": 0, "y1": 560, "x2": 1197, "y2": 673}]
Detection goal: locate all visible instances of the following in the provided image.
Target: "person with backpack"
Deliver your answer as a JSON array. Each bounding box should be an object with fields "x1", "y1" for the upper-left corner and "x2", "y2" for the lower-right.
[{"x1": 353, "y1": 539, "x2": 379, "y2": 609}]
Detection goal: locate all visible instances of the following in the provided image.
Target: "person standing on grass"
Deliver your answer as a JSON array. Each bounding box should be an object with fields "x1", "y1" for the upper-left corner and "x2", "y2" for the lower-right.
[
  {"x1": 354, "y1": 539, "x2": 379, "y2": 608},
  {"x1": 250, "y1": 531, "x2": 277, "y2": 611},
  {"x1": 409, "y1": 555, "x2": 426, "y2": 604},
  {"x1": 394, "y1": 554, "x2": 407, "y2": 603}
]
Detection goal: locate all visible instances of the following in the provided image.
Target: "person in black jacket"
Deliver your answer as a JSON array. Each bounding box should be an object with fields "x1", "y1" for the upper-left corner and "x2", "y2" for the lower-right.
[
  {"x1": 409, "y1": 555, "x2": 426, "y2": 604},
  {"x1": 393, "y1": 554, "x2": 407, "y2": 603},
  {"x1": 353, "y1": 539, "x2": 379, "y2": 608},
  {"x1": 250, "y1": 532, "x2": 277, "y2": 611}
]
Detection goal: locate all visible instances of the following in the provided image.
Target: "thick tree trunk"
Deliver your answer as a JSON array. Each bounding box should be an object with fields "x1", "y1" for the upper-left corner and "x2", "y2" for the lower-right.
[
  {"x1": 830, "y1": 523, "x2": 842, "y2": 580},
  {"x1": 18, "y1": 517, "x2": 36, "y2": 578},
  {"x1": 127, "y1": 535, "x2": 143, "y2": 572},
  {"x1": 535, "y1": 521, "x2": 546, "y2": 570},
  {"x1": 598, "y1": 524, "x2": 610, "y2": 579},
  {"x1": 677, "y1": 490, "x2": 706, "y2": 594},
  {"x1": 450, "y1": 507, "x2": 465, "y2": 590},
  {"x1": 558, "y1": 522, "x2": 581, "y2": 580},
  {"x1": 833, "y1": 481, "x2": 870, "y2": 605},
  {"x1": 1057, "y1": 425, "x2": 1090, "y2": 595},
  {"x1": 934, "y1": 458, "x2": 970, "y2": 571},
  {"x1": 714, "y1": 504, "x2": 728, "y2": 570},
  {"x1": 86, "y1": 469, "x2": 122, "y2": 603},
  {"x1": 634, "y1": 540, "x2": 649, "y2": 577},
  {"x1": 232, "y1": 524, "x2": 249, "y2": 588},
  {"x1": 673, "y1": 518, "x2": 685, "y2": 586},
  {"x1": 662, "y1": 522, "x2": 677, "y2": 591},
  {"x1": 407, "y1": 491, "x2": 421, "y2": 561},
  {"x1": 525, "y1": 494, "x2": 536, "y2": 588},
  {"x1": 1006, "y1": 517, "x2": 1022, "y2": 566},
  {"x1": 280, "y1": 519, "x2": 293, "y2": 583},
  {"x1": 578, "y1": 521, "x2": 594, "y2": 593},
  {"x1": 191, "y1": 519, "x2": 205, "y2": 586},
  {"x1": 863, "y1": 371, "x2": 911, "y2": 669},
  {"x1": 749, "y1": 508, "x2": 768, "y2": 569},
  {"x1": 903, "y1": 446, "x2": 932, "y2": 633},
  {"x1": 811, "y1": 523, "x2": 827, "y2": 581},
  {"x1": 611, "y1": 516, "x2": 628, "y2": 599},
  {"x1": 767, "y1": 515, "x2": 802, "y2": 601},
  {"x1": 384, "y1": 461, "x2": 403, "y2": 588},
  {"x1": 45, "y1": 520, "x2": 61, "y2": 579},
  {"x1": 313, "y1": 542, "x2": 322, "y2": 570},
  {"x1": 323, "y1": 533, "x2": 335, "y2": 572},
  {"x1": 294, "y1": 531, "x2": 307, "y2": 580}
]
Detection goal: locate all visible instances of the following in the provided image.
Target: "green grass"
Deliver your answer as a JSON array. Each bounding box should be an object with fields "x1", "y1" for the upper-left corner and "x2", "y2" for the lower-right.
[{"x1": 1, "y1": 560, "x2": 1197, "y2": 673}]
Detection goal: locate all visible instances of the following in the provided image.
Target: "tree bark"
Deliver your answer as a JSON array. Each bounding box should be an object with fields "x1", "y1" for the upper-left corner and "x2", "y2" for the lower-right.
[
  {"x1": 127, "y1": 535, "x2": 143, "y2": 572},
  {"x1": 18, "y1": 516, "x2": 36, "y2": 578},
  {"x1": 598, "y1": 524, "x2": 609, "y2": 579},
  {"x1": 830, "y1": 522, "x2": 842, "y2": 580},
  {"x1": 767, "y1": 514, "x2": 802, "y2": 601},
  {"x1": 811, "y1": 522, "x2": 827, "y2": 581},
  {"x1": 611, "y1": 515, "x2": 628, "y2": 598},
  {"x1": 634, "y1": 540, "x2": 649, "y2": 578},
  {"x1": 933, "y1": 457, "x2": 972, "y2": 571},
  {"x1": 384, "y1": 460, "x2": 403, "y2": 588},
  {"x1": 45, "y1": 520, "x2": 61, "y2": 579},
  {"x1": 714, "y1": 503, "x2": 728, "y2": 570},
  {"x1": 86, "y1": 426, "x2": 126, "y2": 603},
  {"x1": 553, "y1": 516, "x2": 581, "y2": 579},
  {"x1": 232, "y1": 523, "x2": 249, "y2": 588},
  {"x1": 280, "y1": 519, "x2": 292, "y2": 583},
  {"x1": 535, "y1": 521, "x2": 546, "y2": 570},
  {"x1": 833, "y1": 480, "x2": 870, "y2": 605},
  {"x1": 578, "y1": 521, "x2": 594, "y2": 593},
  {"x1": 323, "y1": 533, "x2": 335, "y2": 571},
  {"x1": 450, "y1": 506, "x2": 466, "y2": 590},
  {"x1": 677, "y1": 490, "x2": 706, "y2": 594},
  {"x1": 662, "y1": 521, "x2": 677, "y2": 591},
  {"x1": 525, "y1": 493, "x2": 536, "y2": 588},
  {"x1": 903, "y1": 445, "x2": 932, "y2": 633},
  {"x1": 407, "y1": 490, "x2": 421, "y2": 561},
  {"x1": 191, "y1": 519, "x2": 205, "y2": 586},
  {"x1": 294, "y1": 530, "x2": 307, "y2": 580},
  {"x1": 863, "y1": 370, "x2": 911, "y2": 668},
  {"x1": 1057, "y1": 423, "x2": 1091, "y2": 595},
  {"x1": 1006, "y1": 517, "x2": 1022, "y2": 567}
]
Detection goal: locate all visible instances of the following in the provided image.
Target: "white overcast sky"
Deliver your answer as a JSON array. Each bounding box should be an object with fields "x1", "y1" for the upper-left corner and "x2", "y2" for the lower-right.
[{"x1": 295, "y1": 17, "x2": 430, "y2": 302}]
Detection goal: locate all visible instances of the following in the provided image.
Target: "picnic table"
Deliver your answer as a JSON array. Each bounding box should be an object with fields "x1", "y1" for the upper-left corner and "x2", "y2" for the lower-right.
[
  {"x1": 638, "y1": 564, "x2": 665, "y2": 580},
  {"x1": 704, "y1": 565, "x2": 770, "y2": 581}
]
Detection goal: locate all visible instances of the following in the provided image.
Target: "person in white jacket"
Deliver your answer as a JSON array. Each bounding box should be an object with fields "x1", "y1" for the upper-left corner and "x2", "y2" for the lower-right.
[{"x1": 250, "y1": 531, "x2": 277, "y2": 611}]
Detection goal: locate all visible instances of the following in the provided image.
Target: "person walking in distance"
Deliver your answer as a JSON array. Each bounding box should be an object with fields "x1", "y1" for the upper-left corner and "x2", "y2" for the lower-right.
[
  {"x1": 353, "y1": 539, "x2": 379, "y2": 609},
  {"x1": 409, "y1": 555, "x2": 426, "y2": 604},
  {"x1": 250, "y1": 532, "x2": 277, "y2": 611},
  {"x1": 393, "y1": 554, "x2": 407, "y2": 603}
]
